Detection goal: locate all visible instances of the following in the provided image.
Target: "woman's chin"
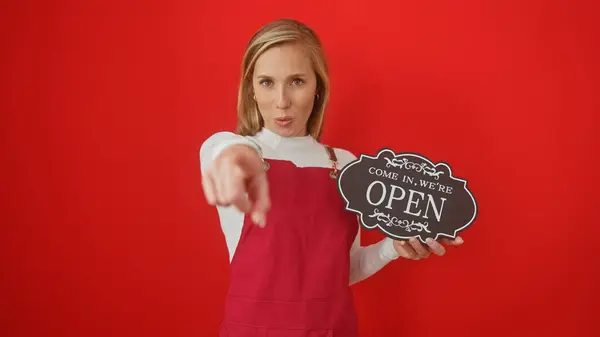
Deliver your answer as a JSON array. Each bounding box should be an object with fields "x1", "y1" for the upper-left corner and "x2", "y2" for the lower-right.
[{"x1": 267, "y1": 123, "x2": 304, "y2": 137}]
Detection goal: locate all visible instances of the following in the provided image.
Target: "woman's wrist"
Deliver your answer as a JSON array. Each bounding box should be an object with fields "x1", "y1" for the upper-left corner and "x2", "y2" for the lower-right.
[{"x1": 380, "y1": 237, "x2": 400, "y2": 261}]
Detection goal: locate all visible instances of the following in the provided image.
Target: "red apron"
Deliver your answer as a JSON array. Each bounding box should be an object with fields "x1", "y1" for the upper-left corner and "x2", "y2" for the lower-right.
[{"x1": 219, "y1": 146, "x2": 360, "y2": 337}]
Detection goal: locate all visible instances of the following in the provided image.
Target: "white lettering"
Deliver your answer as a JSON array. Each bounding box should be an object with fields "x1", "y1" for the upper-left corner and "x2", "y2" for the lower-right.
[
  {"x1": 368, "y1": 167, "x2": 399, "y2": 181},
  {"x1": 405, "y1": 190, "x2": 425, "y2": 216},
  {"x1": 424, "y1": 195, "x2": 446, "y2": 222},
  {"x1": 385, "y1": 185, "x2": 406, "y2": 210},
  {"x1": 366, "y1": 181, "x2": 386, "y2": 206}
]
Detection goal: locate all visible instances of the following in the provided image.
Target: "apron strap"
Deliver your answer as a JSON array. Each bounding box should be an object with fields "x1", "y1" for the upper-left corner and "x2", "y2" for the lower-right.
[
  {"x1": 324, "y1": 145, "x2": 339, "y2": 179},
  {"x1": 324, "y1": 145, "x2": 337, "y2": 162}
]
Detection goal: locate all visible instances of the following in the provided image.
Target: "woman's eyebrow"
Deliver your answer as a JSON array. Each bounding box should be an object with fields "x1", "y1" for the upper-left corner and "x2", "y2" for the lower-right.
[{"x1": 256, "y1": 73, "x2": 307, "y2": 79}]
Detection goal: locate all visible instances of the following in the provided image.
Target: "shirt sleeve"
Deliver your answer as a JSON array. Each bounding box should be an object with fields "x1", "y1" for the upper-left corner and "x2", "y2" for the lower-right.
[
  {"x1": 332, "y1": 148, "x2": 401, "y2": 285},
  {"x1": 199, "y1": 131, "x2": 261, "y2": 173},
  {"x1": 348, "y1": 225, "x2": 400, "y2": 285}
]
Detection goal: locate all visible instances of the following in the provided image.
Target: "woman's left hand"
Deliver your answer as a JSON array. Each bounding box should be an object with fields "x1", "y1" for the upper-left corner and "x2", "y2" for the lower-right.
[{"x1": 393, "y1": 236, "x2": 463, "y2": 260}]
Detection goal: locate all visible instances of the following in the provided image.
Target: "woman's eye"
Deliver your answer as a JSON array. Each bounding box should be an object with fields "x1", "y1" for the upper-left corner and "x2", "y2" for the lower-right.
[
  {"x1": 260, "y1": 80, "x2": 272, "y2": 87},
  {"x1": 292, "y1": 79, "x2": 304, "y2": 86}
]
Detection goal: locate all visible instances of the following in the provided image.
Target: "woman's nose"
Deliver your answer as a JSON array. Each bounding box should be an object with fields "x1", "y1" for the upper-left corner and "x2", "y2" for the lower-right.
[{"x1": 276, "y1": 88, "x2": 291, "y2": 109}]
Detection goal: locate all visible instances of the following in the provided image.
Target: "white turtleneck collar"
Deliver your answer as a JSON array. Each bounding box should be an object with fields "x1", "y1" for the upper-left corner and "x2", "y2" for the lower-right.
[{"x1": 253, "y1": 127, "x2": 318, "y2": 150}]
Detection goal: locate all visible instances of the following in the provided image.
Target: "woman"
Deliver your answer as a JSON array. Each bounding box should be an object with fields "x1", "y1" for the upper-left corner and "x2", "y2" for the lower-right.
[{"x1": 200, "y1": 18, "x2": 463, "y2": 337}]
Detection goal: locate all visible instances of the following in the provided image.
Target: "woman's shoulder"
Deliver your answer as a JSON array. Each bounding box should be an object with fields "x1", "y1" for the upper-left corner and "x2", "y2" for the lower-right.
[
  {"x1": 199, "y1": 131, "x2": 260, "y2": 171},
  {"x1": 202, "y1": 131, "x2": 248, "y2": 144},
  {"x1": 200, "y1": 131, "x2": 258, "y2": 151},
  {"x1": 325, "y1": 145, "x2": 358, "y2": 168}
]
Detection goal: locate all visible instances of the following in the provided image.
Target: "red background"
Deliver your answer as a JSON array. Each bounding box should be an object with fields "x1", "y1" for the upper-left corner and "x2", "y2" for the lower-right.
[{"x1": 2, "y1": 1, "x2": 598, "y2": 336}]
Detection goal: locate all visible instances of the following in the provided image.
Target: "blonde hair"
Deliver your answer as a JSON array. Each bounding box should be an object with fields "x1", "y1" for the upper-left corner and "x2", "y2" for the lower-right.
[{"x1": 235, "y1": 19, "x2": 330, "y2": 141}]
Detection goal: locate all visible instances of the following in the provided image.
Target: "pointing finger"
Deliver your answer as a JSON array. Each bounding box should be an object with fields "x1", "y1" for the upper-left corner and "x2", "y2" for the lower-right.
[
  {"x1": 248, "y1": 172, "x2": 270, "y2": 227},
  {"x1": 232, "y1": 194, "x2": 251, "y2": 214},
  {"x1": 223, "y1": 165, "x2": 247, "y2": 205}
]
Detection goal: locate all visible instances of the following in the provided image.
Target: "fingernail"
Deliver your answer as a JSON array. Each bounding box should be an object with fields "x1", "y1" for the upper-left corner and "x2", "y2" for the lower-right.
[
  {"x1": 400, "y1": 241, "x2": 406, "y2": 246},
  {"x1": 257, "y1": 213, "x2": 266, "y2": 227},
  {"x1": 426, "y1": 238, "x2": 433, "y2": 244},
  {"x1": 251, "y1": 213, "x2": 261, "y2": 226},
  {"x1": 456, "y1": 237, "x2": 463, "y2": 244}
]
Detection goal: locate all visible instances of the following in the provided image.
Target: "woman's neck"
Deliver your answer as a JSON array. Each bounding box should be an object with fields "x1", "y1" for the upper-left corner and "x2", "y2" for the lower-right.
[{"x1": 255, "y1": 127, "x2": 316, "y2": 149}]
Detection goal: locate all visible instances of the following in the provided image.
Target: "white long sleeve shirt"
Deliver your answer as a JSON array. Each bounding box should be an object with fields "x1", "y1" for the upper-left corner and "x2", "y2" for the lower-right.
[{"x1": 199, "y1": 128, "x2": 400, "y2": 285}]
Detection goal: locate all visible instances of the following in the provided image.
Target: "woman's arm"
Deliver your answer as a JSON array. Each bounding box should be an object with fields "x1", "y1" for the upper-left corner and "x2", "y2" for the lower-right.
[
  {"x1": 199, "y1": 131, "x2": 261, "y2": 173},
  {"x1": 331, "y1": 148, "x2": 401, "y2": 285},
  {"x1": 199, "y1": 131, "x2": 267, "y2": 261},
  {"x1": 349, "y1": 227, "x2": 400, "y2": 285}
]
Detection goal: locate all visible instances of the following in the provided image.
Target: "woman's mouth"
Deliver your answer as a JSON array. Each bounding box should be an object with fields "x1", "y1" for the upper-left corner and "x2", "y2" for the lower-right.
[{"x1": 275, "y1": 117, "x2": 292, "y2": 127}]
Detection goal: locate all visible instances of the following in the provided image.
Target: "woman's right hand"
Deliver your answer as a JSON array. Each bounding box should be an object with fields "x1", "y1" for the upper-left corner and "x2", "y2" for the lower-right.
[{"x1": 201, "y1": 144, "x2": 271, "y2": 227}]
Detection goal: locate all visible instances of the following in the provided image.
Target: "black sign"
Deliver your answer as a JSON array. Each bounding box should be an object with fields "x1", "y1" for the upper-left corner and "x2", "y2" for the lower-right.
[{"x1": 337, "y1": 149, "x2": 477, "y2": 244}]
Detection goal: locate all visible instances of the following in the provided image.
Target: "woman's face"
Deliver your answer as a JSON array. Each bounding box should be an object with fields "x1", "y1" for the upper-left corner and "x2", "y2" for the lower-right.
[{"x1": 252, "y1": 42, "x2": 318, "y2": 137}]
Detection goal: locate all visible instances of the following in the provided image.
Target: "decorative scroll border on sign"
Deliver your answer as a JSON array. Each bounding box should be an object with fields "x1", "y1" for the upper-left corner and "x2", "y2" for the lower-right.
[
  {"x1": 384, "y1": 157, "x2": 444, "y2": 180},
  {"x1": 368, "y1": 208, "x2": 432, "y2": 233}
]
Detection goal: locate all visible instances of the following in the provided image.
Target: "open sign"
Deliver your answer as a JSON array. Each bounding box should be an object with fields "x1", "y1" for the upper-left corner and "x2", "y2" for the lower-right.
[{"x1": 336, "y1": 149, "x2": 478, "y2": 243}]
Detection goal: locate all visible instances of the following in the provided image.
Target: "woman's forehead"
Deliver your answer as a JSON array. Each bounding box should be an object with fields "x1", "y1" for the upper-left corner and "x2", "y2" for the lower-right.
[{"x1": 254, "y1": 43, "x2": 313, "y2": 77}]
